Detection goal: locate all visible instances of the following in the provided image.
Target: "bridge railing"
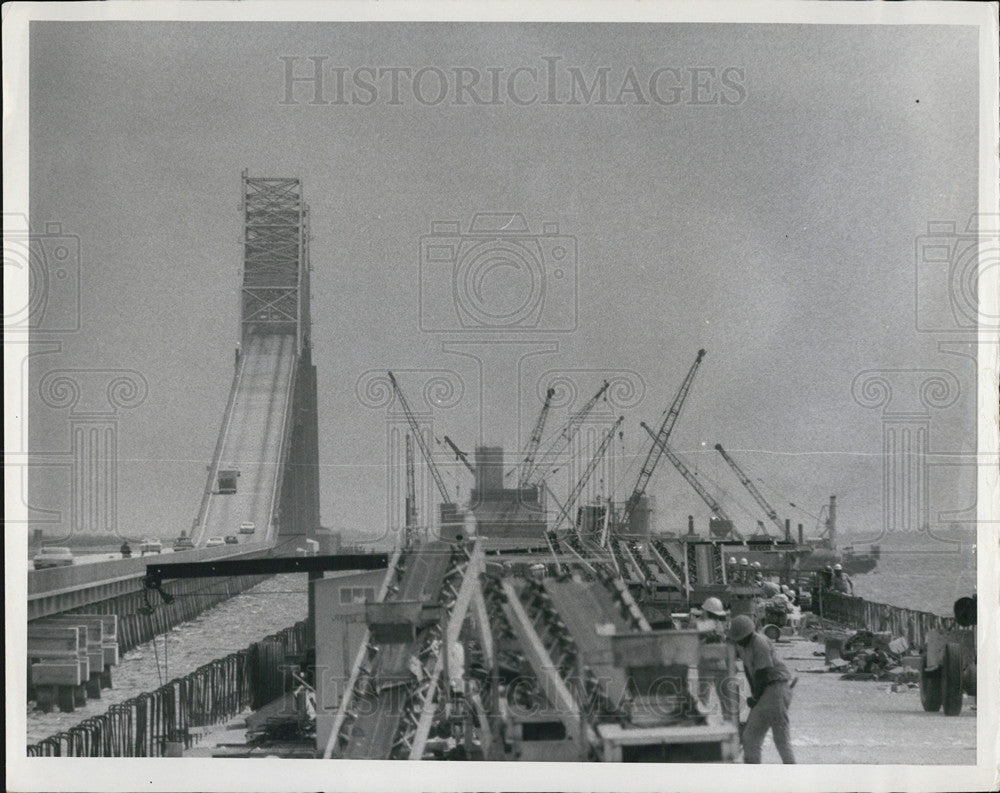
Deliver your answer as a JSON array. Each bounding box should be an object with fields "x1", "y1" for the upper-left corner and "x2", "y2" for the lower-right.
[
  {"x1": 267, "y1": 342, "x2": 298, "y2": 544},
  {"x1": 28, "y1": 544, "x2": 263, "y2": 597},
  {"x1": 193, "y1": 347, "x2": 249, "y2": 544},
  {"x1": 817, "y1": 591, "x2": 955, "y2": 649}
]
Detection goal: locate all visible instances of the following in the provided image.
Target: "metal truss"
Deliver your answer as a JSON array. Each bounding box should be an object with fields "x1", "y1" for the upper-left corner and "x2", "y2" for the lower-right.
[
  {"x1": 325, "y1": 541, "x2": 487, "y2": 761},
  {"x1": 393, "y1": 542, "x2": 483, "y2": 759},
  {"x1": 241, "y1": 173, "x2": 305, "y2": 340}
]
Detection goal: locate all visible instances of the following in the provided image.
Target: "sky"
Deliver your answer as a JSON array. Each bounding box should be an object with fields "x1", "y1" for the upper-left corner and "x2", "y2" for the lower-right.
[{"x1": 23, "y1": 21, "x2": 982, "y2": 549}]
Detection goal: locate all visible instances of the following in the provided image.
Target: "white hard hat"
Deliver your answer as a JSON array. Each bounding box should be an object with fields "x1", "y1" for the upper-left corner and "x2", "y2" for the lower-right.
[
  {"x1": 701, "y1": 597, "x2": 726, "y2": 618},
  {"x1": 752, "y1": 561, "x2": 762, "y2": 569},
  {"x1": 740, "y1": 557, "x2": 749, "y2": 566},
  {"x1": 834, "y1": 563, "x2": 843, "y2": 571},
  {"x1": 729, "y1": 557, "x2": 737, "y2": 565}
]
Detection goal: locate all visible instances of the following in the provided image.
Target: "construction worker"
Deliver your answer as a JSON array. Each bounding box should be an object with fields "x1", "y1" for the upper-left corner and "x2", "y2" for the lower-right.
[
  {"x1": 692, "y1": 597, "x2": 739, "y2": 723},
  {"x1": 728, "y1": 614, "x2": 796, "y2": 764},
  {"x1": 832, "y1": 563, "x2": 853, "y2": 594},
  {"x1": 691, "y1": 596, "x2": 728, "y2": 641},
  {"x1": 738, "y1": 557, "x2": 750, "y2": 584}
]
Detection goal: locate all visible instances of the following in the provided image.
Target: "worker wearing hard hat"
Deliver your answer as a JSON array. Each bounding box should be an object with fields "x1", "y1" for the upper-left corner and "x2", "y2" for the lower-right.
[
  {"x1": 832, "y1": 563, "x2": 853, "y2": 595},
  {"x1": 691, "y1": 597, "x2": 739, "y2": 723},
  {"x1": 690, "y1": 596, "x2": 728, "y2": 641},
  {"x1": 728, "y1": 614, "x2": 796, "y2": 764}
]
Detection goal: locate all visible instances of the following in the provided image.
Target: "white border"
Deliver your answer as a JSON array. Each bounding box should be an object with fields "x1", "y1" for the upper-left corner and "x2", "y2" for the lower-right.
[{"x1": 4, "y1": 2, "x2": 998, "y2": 792}]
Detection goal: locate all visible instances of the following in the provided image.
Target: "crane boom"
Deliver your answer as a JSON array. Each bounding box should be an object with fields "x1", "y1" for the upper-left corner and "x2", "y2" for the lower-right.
[
  {"x1": 443, "y1": 436, "x2": 476, "y2": 476},
  {"x1": 551, "y1": 416, "x2": 624, "y2": 533},
  {"x1": 404, "y1": 434, "x2": 417, "y2": 547},
  {"x1": 714, "y1": 444, "x2": 783, "y2": 534},
  {"x1": 641, "y1": 422, "x2": 733, "y2": 524},
  {"x1": 620, "y1": 349, "x2": 706, "y2": 530},
  {"x1": 518, "y1": 387, "x2": 556, "y2": 487},
  {"x1": 526, "y1": 380, "x2": 610, "y2": 487},
  {"x1": 388, "y1": 371, "x2": 450, "y2": 502}
]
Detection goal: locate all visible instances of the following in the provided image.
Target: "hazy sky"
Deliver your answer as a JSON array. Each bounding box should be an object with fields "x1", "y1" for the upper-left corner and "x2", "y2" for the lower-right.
[{"x1": 26, "y1": 21, "x2": 981, "y2": 546}]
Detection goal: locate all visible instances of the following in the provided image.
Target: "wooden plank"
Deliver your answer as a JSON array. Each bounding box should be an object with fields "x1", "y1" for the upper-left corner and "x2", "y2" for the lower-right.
[
  {"x1": 27, "y1": 637, "x2": 79, "y2": 655},
  {"x1": 34, "y1": 614, "x2": 108, "y2": 671},
  {"x1": 28, "y1": 625, "x2": 81, "y2": 642},
  {"x1": 596, "y1": 721, "x2": 737, "y2": 746},
  {"x1": 40, "y1": 616, "x2": 105, "y2": 649},
  {"x1": 31, "y1": 661, "x2": 82, "y2": 686},
  {"x1": 28, "y1": 625, "x2": 88, "y2": 690}
]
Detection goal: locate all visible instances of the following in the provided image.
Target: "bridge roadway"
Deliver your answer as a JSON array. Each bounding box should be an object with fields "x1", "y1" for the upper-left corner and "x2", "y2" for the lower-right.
[{"x1": 28, "y1": 333, "x2": 298, "y2": 621}]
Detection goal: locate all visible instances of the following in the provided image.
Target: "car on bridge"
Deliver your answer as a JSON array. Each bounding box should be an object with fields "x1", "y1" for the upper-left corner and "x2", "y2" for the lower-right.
[
  {"x1": 224, "y1": 535, "x2": 239, "y2": 545},
  {"x1": 33, "y1": 546, "x2": 75, "y2": 570},
  {"x1": 140, "y1": 539, "x2": 163, "y2": 555},
  {"x1": 239, "y1": 521, "x2": 256, "y2": 535},
  {"x1": 206, "y1": 536, "x2": 225, "y2": 548},
  {"x1": 173, "y1": 535, "x2": 195, "y2": 552}
]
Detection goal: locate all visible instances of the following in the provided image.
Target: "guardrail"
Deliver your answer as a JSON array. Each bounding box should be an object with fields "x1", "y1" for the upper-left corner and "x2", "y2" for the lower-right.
[
  {"x1": 28, "y1": 544, "x2": 268, "y2": 596},
  {"x1": 816, "y1": 591, "x2": 955, "y2": 649},
  {"x1": 27, "y1": 620, "x2": 308, "y2": 756},
  {"x1": 268, "y1": 339, "x2": 298, "y2": 543},
  {"x1": 193, "y1": 347, "x2": 248, "y2": 543},
  {"x1": 28, "y1": 545, "x2": 275, "y2": 622}
]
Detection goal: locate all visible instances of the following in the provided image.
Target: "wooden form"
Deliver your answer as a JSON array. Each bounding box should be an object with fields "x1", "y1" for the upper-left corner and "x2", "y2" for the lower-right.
[
  {"x1": 39, "y1": 614, "x2": 119, "y2": 694},
  {"x1": 596, "y1": 722, "x2": 739, "y2": 762},
  {"x1": 28, "y1": 614, "x2": 121, "y2": 712},
  {"x1": 27, "y1": 625, "x2": 88, "y2": 713}
]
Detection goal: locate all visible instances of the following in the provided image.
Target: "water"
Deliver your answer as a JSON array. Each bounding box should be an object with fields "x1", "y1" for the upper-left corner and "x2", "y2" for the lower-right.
[
  {"x1": 845, "y1": 530, "x2": 977, "y2": 617},
  {"x1": 26, "y1": 574, "x2": 308, "y2": 745}
]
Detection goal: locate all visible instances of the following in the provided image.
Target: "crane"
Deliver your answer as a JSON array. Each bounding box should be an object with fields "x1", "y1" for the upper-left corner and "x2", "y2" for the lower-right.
[
  {"x1": 525, "y1": 380, "x2": 611, "y2": 488},
  {"x1": 640, "y1": 422, "x2": 743, "y2": 541},
  {"x1": 387, "y1": 372, "x2": 450, "y2": 503},
  {"x1": 714, "y1": 444, "x2": 783, "y2": 535},
  {"x1": 518, "y1": 387, "x2": 556, "y2": 487},
  {"x1": 550, "y1": 416, "x2": 624, "y2": 534},
  {"x1": 619, "y1": 349, "x2": 706, "y2": 532},
  {"x1": 404, "y1": 434, "x2": 417, "y2": 547},
  {"x1": 443, "y1": 435, "x2": 475, "y2": 477}
]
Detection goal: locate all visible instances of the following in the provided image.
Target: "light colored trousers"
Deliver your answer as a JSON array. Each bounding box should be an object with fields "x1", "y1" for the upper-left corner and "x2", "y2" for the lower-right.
[{"x1": 742, "y1": 681, "x2": 795, "y2": 764}]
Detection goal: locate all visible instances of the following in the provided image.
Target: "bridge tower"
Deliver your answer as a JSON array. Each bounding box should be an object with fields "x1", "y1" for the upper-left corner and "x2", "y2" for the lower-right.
[{"x1": 240, "y1": 172, "x2": 321, "y2": 544}]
